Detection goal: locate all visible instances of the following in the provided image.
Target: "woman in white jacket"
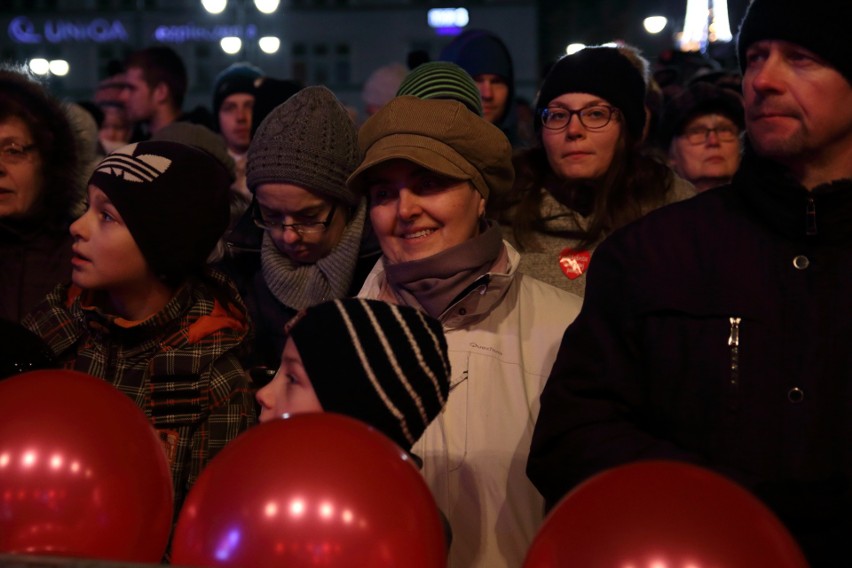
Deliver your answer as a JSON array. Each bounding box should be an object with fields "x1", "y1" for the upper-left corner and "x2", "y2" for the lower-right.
[{"x1": 348, "y1": 94, "x2": 583, "y2": 568}]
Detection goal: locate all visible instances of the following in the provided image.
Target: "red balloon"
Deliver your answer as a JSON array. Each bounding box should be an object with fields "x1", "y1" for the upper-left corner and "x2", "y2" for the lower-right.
[
  {"x1": 523, "y1": 460, "x2": 809, "y2": 568},
  {"x1": 172, "y1": 413, "x2": 447, "y2": 568},
  {"x1": 0, "y1": 370, "x2": 173, "y2": 562}
]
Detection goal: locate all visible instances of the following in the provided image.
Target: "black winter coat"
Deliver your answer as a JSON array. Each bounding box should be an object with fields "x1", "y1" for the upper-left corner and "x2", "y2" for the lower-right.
[{"x1": 528, "y1": 153, "x2": 852, "y2": 567}]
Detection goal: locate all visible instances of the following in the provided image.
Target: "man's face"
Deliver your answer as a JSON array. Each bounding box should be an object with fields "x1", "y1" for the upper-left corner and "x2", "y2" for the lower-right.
[
  {"x1": 218, "y1": 93, "x2": 254, "y2": 154},
  {"x1": 474, "y1": 73, "x2": 509, "y2": 125},
  {"x1": 743, "y1": 40, "x2": 852, "y2": 183},
  {"x1": 119, "y1": 67, "x2": 156, "y2": 124}
]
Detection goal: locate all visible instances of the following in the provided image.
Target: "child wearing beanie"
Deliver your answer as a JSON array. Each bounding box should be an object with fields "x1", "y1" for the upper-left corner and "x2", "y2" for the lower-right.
[
  {"x1": 221, "y1": 85, "x2": 381, "y2": 377},
  {"x1": 23, "y1": 140, "x2": 256, "y2": 522},
  {"x1": 492, "y1": 45, "x2": 695, "y2": 297},
  {"x1": 255, "y1": 298, "x2": 450, "y2": 452}
]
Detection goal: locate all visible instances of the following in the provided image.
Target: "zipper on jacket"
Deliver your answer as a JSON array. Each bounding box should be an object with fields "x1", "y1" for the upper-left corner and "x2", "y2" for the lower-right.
[
  {"x1": 806, "y1": 197, "x2": 817, "y2": 236},
  {"x1": 726, "y1": 317, "x2": 741, "y2": 410}
]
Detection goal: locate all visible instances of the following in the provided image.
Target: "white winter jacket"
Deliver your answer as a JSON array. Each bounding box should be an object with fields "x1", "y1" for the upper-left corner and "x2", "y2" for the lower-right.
[{"x1": 359, "y1": 242, "x2": 583, "y2": 568}]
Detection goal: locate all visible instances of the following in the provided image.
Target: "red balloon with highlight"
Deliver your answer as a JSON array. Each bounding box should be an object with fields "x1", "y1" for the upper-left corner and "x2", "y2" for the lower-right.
[
  {"x1": 0, "y1": 370, "x2": 173, "y2": 562},
  {"x1": 172, "y1": 413, "x2": 447, "y2": 568},
  {"x1": 523, "y1": 460, "x2": 809, "y2": 568}
]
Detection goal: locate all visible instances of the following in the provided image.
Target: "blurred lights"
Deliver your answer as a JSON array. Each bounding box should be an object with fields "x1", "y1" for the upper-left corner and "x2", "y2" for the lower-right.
[
  {"x1": 643, "y1": 16, "x2": 668, "y2": 34},
  {"x1": 29, "y1": 58, "x2": 50, "y2": 75},
  {"x1": 49, "y1": 59, "x2": 69, "y2": 76},
  {"x1": 289, "y1": 498, "x2": 305, "y2": 517},
  {"x1": 259, "y1": 36, "x2": 280, "y2": 54},
  {"x1": 220, "y1": 36, "x2": 242, "y2": 54},
  {"x1": 23, "y1": 451, "x2": 37, "y2": 467},
  {"x1": 319, "y1": 502, "x2": 334, "y2": 519},
  {"x1": 254, "y1": 0, "x2": 280, "y2": 14},
  {"x1": 566, "y1": 43, "x2": 586, "y2": 55},
  {"x1": 201, "y1": 0, "x2": 227, "y2": 14}
]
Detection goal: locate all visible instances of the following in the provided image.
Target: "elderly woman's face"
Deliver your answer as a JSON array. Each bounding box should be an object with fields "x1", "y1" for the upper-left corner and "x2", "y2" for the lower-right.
[
  {"x1": 541, "y1": 93, "x2": 623, "y2": 184},
  {"x1": 367, "y1": 159, "x2": 485, "y2": 265},
  {"x1": 0, "y1": 117, "x2": 43, "y2": 219}
]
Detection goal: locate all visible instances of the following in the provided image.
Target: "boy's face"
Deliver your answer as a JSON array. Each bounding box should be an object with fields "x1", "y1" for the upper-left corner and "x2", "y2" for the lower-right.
[
  {"x1": 256, "y1": 337, "x2": 323, "y2": 423},
  {"x1": 69, "y1": 185, "x2": 157, "y2": 299}
]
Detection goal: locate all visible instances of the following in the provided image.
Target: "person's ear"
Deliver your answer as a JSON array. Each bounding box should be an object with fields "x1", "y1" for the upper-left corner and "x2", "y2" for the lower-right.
[{"x1": 152, "y1": 82, "x2": 170, "y2": 105}]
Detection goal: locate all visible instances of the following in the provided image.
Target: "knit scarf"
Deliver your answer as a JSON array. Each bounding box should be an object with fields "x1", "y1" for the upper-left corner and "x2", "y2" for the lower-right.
[
  {"x1": 261, "y1": 199, "x2": 366, "y2": 310},
  {"x1": 385, "y1": 221, "x2": 503, "y2": 319}
]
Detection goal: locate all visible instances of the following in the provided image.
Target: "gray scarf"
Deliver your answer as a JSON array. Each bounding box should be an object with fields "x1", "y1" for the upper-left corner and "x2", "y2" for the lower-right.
[
  {"x1": 261, "y1": 199, "x2": 366, "y2": 310},
  {"x1": 385, "y1": 221, "x2": 503, "y2": 319}
]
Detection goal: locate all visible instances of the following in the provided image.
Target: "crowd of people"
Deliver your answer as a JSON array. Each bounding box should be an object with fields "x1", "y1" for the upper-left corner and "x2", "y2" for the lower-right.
[{"x1": 2, "y1": 0, "x2": 851, "y2": 565}]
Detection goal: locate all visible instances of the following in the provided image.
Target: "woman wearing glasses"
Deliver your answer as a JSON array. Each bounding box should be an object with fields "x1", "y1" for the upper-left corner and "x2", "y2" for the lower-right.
[
  {"x1": 0, "y1": 66, "x2": 83, "y2": 322},
  {"x1": 661, "y1": 82, "x2": 745, "y2": 193},
  {"x1": 222, "y1": 86, "x2": 380, "y2": 374},
  {"x1": 490, "y1": 46, "x2": 695, "y2": 296}
]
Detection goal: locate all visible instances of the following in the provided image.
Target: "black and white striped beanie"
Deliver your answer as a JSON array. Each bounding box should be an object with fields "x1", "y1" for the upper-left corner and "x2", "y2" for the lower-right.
[{"x1": 286, "y1": 298, "x2": 451, "y2": 450}]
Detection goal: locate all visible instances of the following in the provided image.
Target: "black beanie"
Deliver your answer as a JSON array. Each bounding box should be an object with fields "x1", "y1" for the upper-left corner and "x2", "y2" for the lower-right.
[
  {"x1": 737, "y1": 0, "x2": 852, "y2": 85},
  {"x1": 659, "y1": 82, "x2": 745, "y2": 148},
  {"x1": 286, "y1": 298, "x2": 451, "y2": 450},
  {"x1": 535, "y1": 46, "x2": 647, "y2": 140},
  {"x1": 89, "y1": 141, "x2": 231, "y2": 283},
  {"x1": 212, "y1": 62, "x2": 263, "y2": 118}
]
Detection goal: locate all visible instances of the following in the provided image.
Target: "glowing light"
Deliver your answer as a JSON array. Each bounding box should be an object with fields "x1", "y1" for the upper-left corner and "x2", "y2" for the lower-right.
[
  {"x1": 565, "y1": 43, "x2": 586, "y2": 55},
  {"x1": 319, "y1": 502, "x2": 334, "y2": 519},
  {"x1": 428, "y1": 8, "x2": 469, "y2": 29},
  {"x1": 342, "y1": 509, "x2": 354, "y2": 524},
  {"x1": 254, "y1": 0, "x2": 280, "y2": 14},
  {"x1": 0, "y1": 453, "x2": 9, "y2": 468},
  {"x1": 264, "y1": 501, "x2": 278, "y2": 517},
  {"x1": 679, "y1": 0, "x2": 732, "y2": 52},
  {"x1": 289, "y1": 498, "x2": 306, "y2": 517},
  {"x1": 50, "y1": 454, "x2": 63, "y2": 469},
  {"x1": 70, "y1": 461, "x2": 80, "y2": 473},
  {"x1": 214, "y1": 528, "x2": 241, "y2": 561},
  {"x1": 29, "y1": 58, "x2": 50, "y2": 75},
  {"x1": 259, "y1": 36, "x2": 280, "y2": 54},
  {"x1": 644, "y1": 16, "x2": 668, "y2": 34},
  {"x1": 201, "y1": 0, "x2": 227, "y2": 14},
  {"x1": 22, "y1": 451, "x2": 37, "y2": 467},
  {"x1": 601, "y1": 41, "x2": 620, "y2": 48},
  {"x1": 49, "y1": 59, "x2": 69, "y2": 76},
  {"x1": 220, "y1": 36, "x2": 242, "y2": 55}
]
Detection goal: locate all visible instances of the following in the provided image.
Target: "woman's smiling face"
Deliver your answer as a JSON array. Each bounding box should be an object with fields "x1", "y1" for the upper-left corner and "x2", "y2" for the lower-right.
[{"x1": 366, "y1": 159, "x2": 485, "y2": 265}]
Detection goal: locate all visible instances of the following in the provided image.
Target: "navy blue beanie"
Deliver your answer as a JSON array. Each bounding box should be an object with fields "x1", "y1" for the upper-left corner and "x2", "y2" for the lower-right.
[
  {"x1": 212, "y1": 62, "x2": 263, "y2": 117},
  {"x1": 535, "y1": 46, "x2": 647, "y2": 140},
  {"x1": 439, "y1": 29, "x2": 514, "y2": 84}
]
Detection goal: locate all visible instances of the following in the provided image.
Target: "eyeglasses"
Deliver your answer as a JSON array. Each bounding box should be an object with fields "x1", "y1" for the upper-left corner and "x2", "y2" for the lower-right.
[
  {"x1": 540, "y1": 105, "x2": 619, "y2": 131},
  {"x1": 681, "y1": 125, "x2": 740, "y2": 145},
  {"x1": 0, "y1": 142, "x2": 37, "y2": 166},
  {"x1": 253, "y1": 203, "x2": 337, "y2": 235}
]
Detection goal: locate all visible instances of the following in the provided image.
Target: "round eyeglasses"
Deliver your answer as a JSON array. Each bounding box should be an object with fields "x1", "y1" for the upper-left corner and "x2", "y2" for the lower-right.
[
  {"x1": 540, "y1": 105, "x2": 619, "y2": 131},
  {"x1": 253, "y1": 203, "x2": 337, "y2": 235},
  {"x1": 0, "y1": 142, "x2": 37, "y2": 166},
  {"x1": 681, "y1": 125, "x2": 740, "y2": 145}
]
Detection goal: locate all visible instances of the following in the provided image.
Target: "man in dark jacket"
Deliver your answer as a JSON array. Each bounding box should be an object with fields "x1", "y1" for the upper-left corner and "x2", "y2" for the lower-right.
[{"x1": 527, "y1": 1, "x2": 852, "y2": 566}]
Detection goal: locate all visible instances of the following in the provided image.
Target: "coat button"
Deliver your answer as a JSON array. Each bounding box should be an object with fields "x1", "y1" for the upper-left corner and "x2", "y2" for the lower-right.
[
  {"x1": 787, "y1": 387, "x2": 805, "y2": 403},
  {"x1": 792, "y1": 255, "x2": 810, "y2": 270}
]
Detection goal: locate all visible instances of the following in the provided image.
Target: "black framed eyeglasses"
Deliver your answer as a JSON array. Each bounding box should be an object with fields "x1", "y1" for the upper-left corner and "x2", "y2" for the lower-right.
[
  {"x1": 681, "y1": 125, "x2": 740, "y2": 145},
  {"x1": 0, "y1": 142, "x2": 37, "y2": 166},
  {"x1": 540, "y1": 105, "x2": 619, "y2": 131},
  {"x1": 253, "y1": 203, "x2": 337, "y2": 235}
]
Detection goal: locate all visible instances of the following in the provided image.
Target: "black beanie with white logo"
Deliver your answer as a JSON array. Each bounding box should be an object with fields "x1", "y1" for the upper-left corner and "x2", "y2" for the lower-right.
[{"x1": 88, "y1": 141, "x2": 231, "y2": 284}]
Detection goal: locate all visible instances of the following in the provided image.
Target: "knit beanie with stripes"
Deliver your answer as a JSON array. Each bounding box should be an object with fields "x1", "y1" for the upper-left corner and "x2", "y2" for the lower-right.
[
  {"x1": 88, "y1": 140, "x2": 231, "y2": 284},
  {"x1": 396, "y1": 61, "x2": 483, "y2": 116},
  {"x1": 285, "y1": 298, "x2": 451, "y2": 450}
]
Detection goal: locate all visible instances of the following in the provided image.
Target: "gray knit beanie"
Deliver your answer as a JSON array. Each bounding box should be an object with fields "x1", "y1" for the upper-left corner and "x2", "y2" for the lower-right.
[{"x1": 246, "y1": 85, "x2": 360, "y2": 206}]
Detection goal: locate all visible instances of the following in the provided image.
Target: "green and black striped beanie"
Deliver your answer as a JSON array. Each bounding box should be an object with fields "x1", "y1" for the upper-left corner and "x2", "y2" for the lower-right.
[{"x1": 396, "y1": 61, "x2": 483, "y2": 116}]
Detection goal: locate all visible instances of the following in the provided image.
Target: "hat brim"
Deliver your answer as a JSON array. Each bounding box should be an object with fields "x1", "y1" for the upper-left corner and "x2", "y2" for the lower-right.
[{"x1": 348, "y1": 133, "x2": 476, "y2": 195}]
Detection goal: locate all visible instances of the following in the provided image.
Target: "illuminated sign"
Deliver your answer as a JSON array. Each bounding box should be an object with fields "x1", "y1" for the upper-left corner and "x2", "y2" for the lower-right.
[
  {"x1": 154, "y1": 23, "x2": 258, "y2": 43},
  {"x1": 8, "y1": 16, "x2": 128, "y2": 44},
  {"x1": 427, "y1": 8, "x2": 469, "y2": 29}
]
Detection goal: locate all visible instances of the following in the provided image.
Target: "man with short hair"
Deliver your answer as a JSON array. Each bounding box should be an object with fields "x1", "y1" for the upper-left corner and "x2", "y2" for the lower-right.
[
  {"x1": 120, "y1": 46, "x2": 188, "y2": 136},
  {"x1": 528, "y1": 1, "x2": 852, "y2": 565},
  {"x1": 662, "y1": 82, "x2": 745, "y2": 192},
  {"x1": 439, "y1": 29, "x2": 520, "y2": 146},
  {"x1": 212, "y1": 62, "x2": 263, "y2": 198}
]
